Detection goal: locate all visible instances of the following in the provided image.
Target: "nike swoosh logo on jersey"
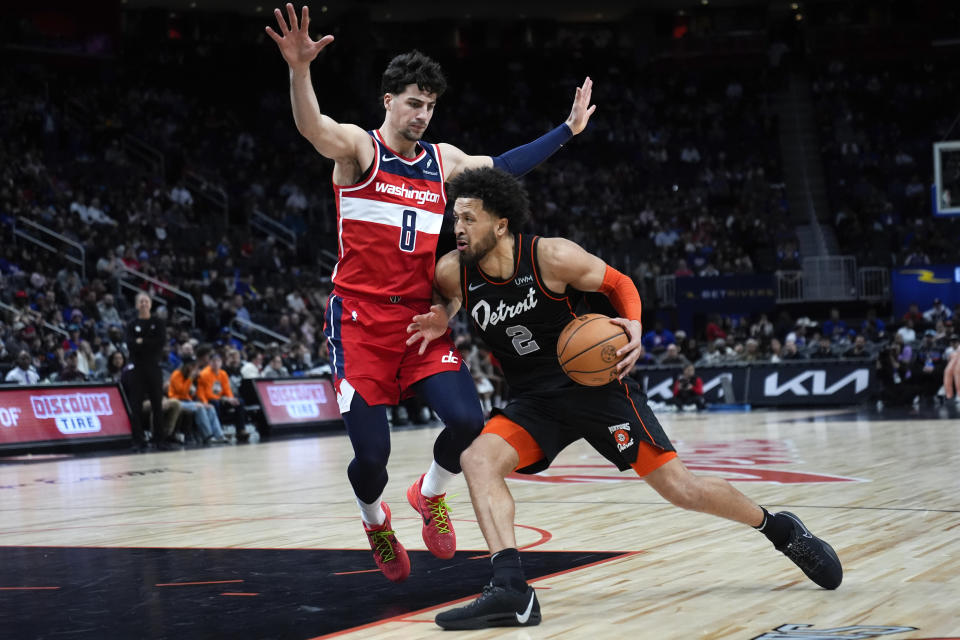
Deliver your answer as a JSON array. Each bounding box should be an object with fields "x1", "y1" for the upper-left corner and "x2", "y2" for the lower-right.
[
  {"x1": 381, "y1": 154, "x2": 413, "y2": 163},
  {"x1": 468, "y1": 282, "x2": 485, "y2": 291},
  {"x1": 516, "y1": 592, "x2": 535, "y2": 624}
]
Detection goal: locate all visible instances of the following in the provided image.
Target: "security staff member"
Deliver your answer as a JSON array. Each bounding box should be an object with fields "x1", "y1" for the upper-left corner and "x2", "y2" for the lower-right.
[{"x1": 125, "y1": 292, "x2": 166, "y2": 451}]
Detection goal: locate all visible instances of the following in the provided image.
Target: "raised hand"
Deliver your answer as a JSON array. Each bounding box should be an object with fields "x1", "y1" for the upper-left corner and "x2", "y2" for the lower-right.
[
  {"x1": 564, "y1": 77, "x2": 597, "y2": 136},
  {"x1": 265, "y1": 3, "x2": 334, "y2": 71}
]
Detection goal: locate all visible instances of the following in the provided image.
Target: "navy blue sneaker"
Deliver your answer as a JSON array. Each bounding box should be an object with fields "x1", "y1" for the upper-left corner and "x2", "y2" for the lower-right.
[{"x1": 775, "y1": 511, "x2": 843, "y2": 589}]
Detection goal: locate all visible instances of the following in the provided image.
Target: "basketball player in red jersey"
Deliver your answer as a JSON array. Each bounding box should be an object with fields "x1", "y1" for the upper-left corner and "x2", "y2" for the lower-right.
[
  {"x1": 266, "y1": 4, "x2": 596, "y2": 582},
  {"x1": 408, "y1": 168, "x2": 843, "y2": 629}
]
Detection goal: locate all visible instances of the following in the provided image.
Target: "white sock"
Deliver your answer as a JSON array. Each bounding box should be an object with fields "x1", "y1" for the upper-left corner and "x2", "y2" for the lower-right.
[
  {"x1": 421, "y1": 460, "x2": 457, "y2": 497},
  {"x1": 358, "y1": 497, "x2": 385, "y2": 527}
]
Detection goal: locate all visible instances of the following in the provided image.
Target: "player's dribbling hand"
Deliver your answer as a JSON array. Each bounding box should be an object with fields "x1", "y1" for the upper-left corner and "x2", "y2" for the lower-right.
[
  {"x1": 610, "y1": 318, "x2": 643, "y2": 381},
  {"x1": 406, "y1": 305, "x2": 450, "y2": 355},
  {"x1": 944, "y1": 350, "x2": 960, "y2": 399},
  {"x1": 265, "y1": 4, "x2": 334, "y2": 70},
  {"x1": 565, "y1": 77, "x2": 597, "y2": 136}
]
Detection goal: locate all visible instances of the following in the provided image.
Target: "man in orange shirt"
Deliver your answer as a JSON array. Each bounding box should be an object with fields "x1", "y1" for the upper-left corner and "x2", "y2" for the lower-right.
[
  {"x1": 169, "y1": 356, "x2": 228, "y2": 445},
  {"x1": 198, "y1": 352, "x2": 243, "y2": 439}
]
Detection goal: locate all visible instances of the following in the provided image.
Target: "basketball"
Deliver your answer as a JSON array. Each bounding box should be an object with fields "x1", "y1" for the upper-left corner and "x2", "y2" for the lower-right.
[{"x1": 557, "y1": 313, "x2": 629, "y2": 386}]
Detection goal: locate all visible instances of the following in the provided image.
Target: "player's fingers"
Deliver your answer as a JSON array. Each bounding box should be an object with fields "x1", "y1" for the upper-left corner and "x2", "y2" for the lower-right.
[
  {"x1": 285, "y1": 3, "x2": 299, "y2": 31},
  {"x1": 405, "y1": 331, "x2": 420, "y2": 346},
  {"x1": 301, "y1": 4, "x2": 309, "y2": 31},
  {"x1": 265, "y1": 26, "x2": 282, "y2": 42},
  {"x1": 274, "y1": 7, "x2": 289, "y2": 33}
]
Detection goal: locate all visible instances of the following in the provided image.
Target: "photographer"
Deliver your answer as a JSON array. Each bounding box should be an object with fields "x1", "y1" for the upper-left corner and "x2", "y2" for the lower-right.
[{"x1": 671, "y1": 363, "x2": 706, "y2": 411}]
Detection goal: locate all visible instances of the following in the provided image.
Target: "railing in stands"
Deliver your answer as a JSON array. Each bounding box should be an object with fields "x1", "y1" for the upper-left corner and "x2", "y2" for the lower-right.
[
  {"x1": 653, "y1": 261, "x2": 889, "y2": 307},
  {"x1": 775, "y1": 270, "x2": 804, "y2": 303},
  {"x1": 318, "y1": 249, "x2": 338, "y2": 275},
  {"x1": 229, "y1": 317, "x2": 291, "y2": 350},
  {"x1": 122, "y1": 134, "x2": 165, "y2": 179},
  {"x1": 117, "y1": 265, "x2": 196, "y2": 327},
  {"x1": 0, "y1": 301, "x2": 69, "y2": 338},
  {"x1": 12, "y1": 217, "x2": 86, "y2": 280},
  {"x1": 184, "y1": 170, "x2": 228, "y2": 224},
  {"x1": 251, "y1": 208, "x2": 297, "y2": 251},
  {"x1": 858, "y1": 267, "x2": 891, "y2": 302}
]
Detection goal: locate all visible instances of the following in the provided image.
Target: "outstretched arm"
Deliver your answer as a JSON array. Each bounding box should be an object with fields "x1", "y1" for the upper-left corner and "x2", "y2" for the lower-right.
[
  {"x1": 407, "y1": 251, "x2": 463, "y2": 355},
  {"x1": 266, "y1": 4, "x2": 370, "y2": 167},
  {"x1": 440, "y1": 77, "x2": 597, "y2": 179},
  {"x1": 537, "y1": 238, "x2": 644, "y2": 380}
]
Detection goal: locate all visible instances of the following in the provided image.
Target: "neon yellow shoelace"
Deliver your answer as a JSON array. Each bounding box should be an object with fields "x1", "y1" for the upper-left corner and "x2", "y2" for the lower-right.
[
  {"x1": 369, "y1": 529, "x2": 397, "y2": 562},
  {"x1": 428, "y1": 496, "x2": 452, "y2": 534}
]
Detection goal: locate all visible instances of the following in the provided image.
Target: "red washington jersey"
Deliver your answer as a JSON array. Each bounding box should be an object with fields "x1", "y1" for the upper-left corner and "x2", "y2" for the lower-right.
[{"x1": 331, "y1": 130, "x2": 446, "y2": 302}]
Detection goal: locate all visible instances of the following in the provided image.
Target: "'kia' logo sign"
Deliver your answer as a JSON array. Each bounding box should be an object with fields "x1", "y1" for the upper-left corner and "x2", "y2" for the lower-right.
[{"x1": 763, "y1": 369, "x2": 870, "y2": 397}]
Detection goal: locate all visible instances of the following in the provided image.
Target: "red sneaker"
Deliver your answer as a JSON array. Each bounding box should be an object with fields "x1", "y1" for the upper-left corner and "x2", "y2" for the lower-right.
[
  {"x1": 407, "y1": 474, "x2": 456, "y2": 559},
  {"x1": 363, "y1": 502, "x2": 410, "y2": 582}
]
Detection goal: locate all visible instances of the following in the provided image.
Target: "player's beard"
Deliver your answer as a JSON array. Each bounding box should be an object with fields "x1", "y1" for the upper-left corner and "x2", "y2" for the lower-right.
[{"x1": 459, "y1": 230, "x2": 497, "y2": 267}]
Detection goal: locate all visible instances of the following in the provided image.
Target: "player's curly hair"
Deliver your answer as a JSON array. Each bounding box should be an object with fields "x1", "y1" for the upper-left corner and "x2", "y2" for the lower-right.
[
  {"x1": 380, "y1": 50, "x2": 447, "y2": 98},
  {"x1": 448, "y1": 168, "x2": 530, "y2": 231}
]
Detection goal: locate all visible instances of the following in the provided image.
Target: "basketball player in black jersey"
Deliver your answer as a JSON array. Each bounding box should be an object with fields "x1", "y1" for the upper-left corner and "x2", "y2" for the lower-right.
[{"x1": 407, "y1": 168, "x2": 843, "y2": 630}]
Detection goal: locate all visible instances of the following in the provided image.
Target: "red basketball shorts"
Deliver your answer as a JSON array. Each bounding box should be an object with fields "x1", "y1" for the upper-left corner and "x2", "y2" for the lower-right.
[{"x1": 323, "y1": 293, "x2": 463, "y2": 409}]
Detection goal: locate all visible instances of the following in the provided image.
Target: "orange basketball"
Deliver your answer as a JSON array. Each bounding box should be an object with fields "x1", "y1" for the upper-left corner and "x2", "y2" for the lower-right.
[{"x1": 557, "y1": 313, "x2": 629, "y2": 386}]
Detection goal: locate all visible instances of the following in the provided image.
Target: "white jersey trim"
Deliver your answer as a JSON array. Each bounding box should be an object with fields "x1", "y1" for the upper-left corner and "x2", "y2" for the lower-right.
[{"x1": 339, "y1": 198, "x2": 444, "y2": 235}]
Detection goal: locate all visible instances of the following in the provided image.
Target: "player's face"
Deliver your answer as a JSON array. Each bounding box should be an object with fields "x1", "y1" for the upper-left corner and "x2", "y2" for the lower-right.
[
  {"x1": 453, "y1": 198, "x2": 499, "y2": 266},
  {"x1": 385, "y1": 85, "x2": 437, "y2": 142}
]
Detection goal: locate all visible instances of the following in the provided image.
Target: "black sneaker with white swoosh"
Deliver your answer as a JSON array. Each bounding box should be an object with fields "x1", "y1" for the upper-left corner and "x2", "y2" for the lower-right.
[
  {"x1": 775, "y1": 511, "x2": 843, "y2": 590},
  {"x1": 435, "y1": 583, "x2": 541, "y2": 630}
]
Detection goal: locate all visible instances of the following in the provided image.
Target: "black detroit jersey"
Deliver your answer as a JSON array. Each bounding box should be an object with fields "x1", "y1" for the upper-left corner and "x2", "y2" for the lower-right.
[{"x1": 460, "y1": 234, "x2": 579, "y2": 394}]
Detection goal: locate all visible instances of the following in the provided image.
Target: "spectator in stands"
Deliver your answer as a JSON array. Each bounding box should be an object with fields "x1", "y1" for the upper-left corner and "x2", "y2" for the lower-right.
[
  {"x1": 923, "y1": 298, "x2": 953, "y2": 325},
  {"x1": 739, "y1": 338, "x2": 763, "y2": 362},
  {"x1": 768, "y1": 338, "x2": 783, "y2": 362},
  {"x1": 4, "y1": 350, "x2": 40, "y2": 385},
  {"x1": 97, "y1": 294, "x2": 122, "y2": 327},
  {"x1": 861, "y1": 309, "x2": 886, "y2": 343},
  {"x1": 680, "y1": 337, "x2": 702, "y2": 365},
  {"x1": 902, "y1": 303, "x2": 923, "y2": 326},
  {"x1": 897, "y1": 319, "x2": 917, "y2": 344},
  {"x1": 57, "y1": 350, "x2": 87, "y2": 382},
  {"x1": 222, "y1": 347, "x2": 244, "y2": 396},
  {"x1": 658, "y1": 343, "x2": 690, "y2": 367},
  {"x1": 197, "y1": 351, "x2": 243, "y2": 438},
  {"x1": 705, "y1": 315, "x2": 727, "y2": 343},
  {"x1": 240, "y1": 349, "x2": 263, "y2": 378},
  {"x1": 102, "y1": 350, "x2": 126, "y2": 382},
  {"x1": 821, "y1": 308, "x2": 848, "y2": 342},
  {"x1": 780, "y1": 339, "x2": 804, "y2": 360},
  {"x1": 642, "y1": 321, "x2": 676, "y2": 354},
  {"x1": 671, "y1": 364, "x2": 706, "y2": 411},
  {"x1": 167, "y1": 356, "x2": 227, "y2": 445},
  {"x1": 262, "y1": 353, "x2": 290, "y2": 378},
  {"x1": 843, "y1": 335, "x2": 871, "y2": 359},
  {"x1": 810, "y1": 336, "x2": 837, "y2": 359}
]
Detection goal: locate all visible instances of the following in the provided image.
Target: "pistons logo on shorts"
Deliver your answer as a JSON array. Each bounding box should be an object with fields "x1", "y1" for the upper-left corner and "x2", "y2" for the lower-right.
[{"x1": 608, "y1": 422, "x2": 635, "y2": 453}]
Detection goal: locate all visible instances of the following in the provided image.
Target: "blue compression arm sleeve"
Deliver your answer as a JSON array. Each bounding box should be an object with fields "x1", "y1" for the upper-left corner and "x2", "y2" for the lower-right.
[{"x1": 491, "y1": 123, "x2": 573, "y2": 176}]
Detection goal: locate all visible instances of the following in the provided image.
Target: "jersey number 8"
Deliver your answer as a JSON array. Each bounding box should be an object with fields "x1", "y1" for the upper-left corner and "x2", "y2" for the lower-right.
[{"x1": 400, "y1": 209, "x2": 417, "y2": 252}]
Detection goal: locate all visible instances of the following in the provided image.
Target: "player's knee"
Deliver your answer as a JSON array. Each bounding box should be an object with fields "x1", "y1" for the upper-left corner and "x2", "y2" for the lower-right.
[{"x1": 352, "y1": 446, "x2": 390, "y2": 472}]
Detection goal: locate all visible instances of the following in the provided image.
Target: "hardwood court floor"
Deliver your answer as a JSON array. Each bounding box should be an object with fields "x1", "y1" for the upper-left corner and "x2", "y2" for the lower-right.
[{"x1": 1, "y1": 406, "x2": 959, "y2": 639}]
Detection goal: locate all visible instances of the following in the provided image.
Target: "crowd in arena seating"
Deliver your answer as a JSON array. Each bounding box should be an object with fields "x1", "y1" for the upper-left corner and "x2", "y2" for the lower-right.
[
  {"x1": 2, "y1": 27, "x2": 957, "y2": 419},
  {"x1": 813, "y1": 57, "x2": 960, "y2": 267}
]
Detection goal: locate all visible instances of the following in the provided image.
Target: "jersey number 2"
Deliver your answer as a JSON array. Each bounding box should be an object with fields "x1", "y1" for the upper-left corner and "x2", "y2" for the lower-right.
[
  {"x1": 399, "y1": 209, "x2": 416, "y2": 252},
  {"x1": 506, "y1": 325, "x2": 540, "y2": 356}
]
